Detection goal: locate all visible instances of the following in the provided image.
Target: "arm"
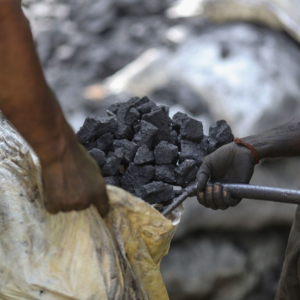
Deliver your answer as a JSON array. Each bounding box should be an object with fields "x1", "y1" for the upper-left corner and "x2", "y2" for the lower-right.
[
  {"x1": 197, "y1": 116, "x2": 300, "y2": 210},
  {"x1": 0, "y1": 4, "x2": 109, "y2": 216}
]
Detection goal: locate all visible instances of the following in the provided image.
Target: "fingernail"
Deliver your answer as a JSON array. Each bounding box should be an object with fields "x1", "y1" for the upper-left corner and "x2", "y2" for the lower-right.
[
  {"x1": 223, "y1": 190, "x2": 227, "y2": 197},
  {"x1": 198, "y1": 192, "x2": 204, "y2": 198},
  {"x1": 214, "y1": 185, "x2": 221, "y2": 192},
  {"x1": 207, "y1": 186, "x2": 212, "y2": 193}
]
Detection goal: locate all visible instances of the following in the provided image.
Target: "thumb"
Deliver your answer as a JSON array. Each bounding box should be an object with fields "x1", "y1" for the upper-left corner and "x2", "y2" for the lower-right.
[
  {"x1": 93, "y1": 186, "x2": 110, "y2": 218},
  {"x1": 197, "y1": 157, "x2": 212, "y2": 191}
]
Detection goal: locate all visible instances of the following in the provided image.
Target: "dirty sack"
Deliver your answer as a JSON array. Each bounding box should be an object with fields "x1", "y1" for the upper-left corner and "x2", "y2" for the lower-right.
[{"x1": 0, "y1": 112, "x2": 183, "y2": 300}]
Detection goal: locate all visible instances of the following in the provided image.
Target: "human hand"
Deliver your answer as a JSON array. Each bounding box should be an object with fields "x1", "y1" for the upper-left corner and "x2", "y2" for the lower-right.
[
  {"x1": 197, "y1": 142, "x2": 255, "y2": 210},
  {"x1": 41, "y1": 141, "x2": 110, "y2": 217}
]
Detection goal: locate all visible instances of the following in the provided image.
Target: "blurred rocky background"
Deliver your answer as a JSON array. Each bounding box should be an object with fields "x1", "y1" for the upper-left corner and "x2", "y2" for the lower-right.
[{"x1": 23, "y1": 0, "x2": 300, "y2": 299}]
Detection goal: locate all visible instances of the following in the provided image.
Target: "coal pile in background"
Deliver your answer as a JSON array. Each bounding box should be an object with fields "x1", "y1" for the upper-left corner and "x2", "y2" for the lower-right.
[{"x1": 77, "y1": 97, "x2": 234, "y2": 206}]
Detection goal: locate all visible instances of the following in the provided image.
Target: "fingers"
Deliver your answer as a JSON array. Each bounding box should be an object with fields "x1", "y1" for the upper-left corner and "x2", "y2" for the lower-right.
[
  {"x1": 93, "y1": 186, "x2": 110, "y2": 218},
  {"x1": 222, "y1": 188, "x2": 241, "y2": 207},
  {"x1": 197, "y1": 183, "x2": 233, "y2": 210},
  {"x1": 197, "y1": 156, "x2": 212, "y2": 191}
]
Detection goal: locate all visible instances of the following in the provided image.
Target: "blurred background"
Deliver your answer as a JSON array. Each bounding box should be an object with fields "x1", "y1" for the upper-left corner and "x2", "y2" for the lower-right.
[{"x1": 23, "y1": 0, "x2": 300, "y2": 299}]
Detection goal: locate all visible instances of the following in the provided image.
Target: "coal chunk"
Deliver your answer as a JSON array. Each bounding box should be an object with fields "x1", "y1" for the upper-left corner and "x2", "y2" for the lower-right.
[
  {"x1": 179, "y1": 139, "x2": 207, "y2": 165},
  {"x1": 172, "y1": 112, "x2": 189, "y2": 130},
  {"x1": 101, "y1": 152, "x2": 122, "y2": 176},
  {"x1": 208, "y1": 120, "x2": 234, "y2": 154},
  {"x1": 180, "y1": 117, "x2": 203, "y2": 142},
  {"x1": 104, "y1": 176, "x2": 120, "y2": 187},
  {"x1": 127, "y1": 96, "x2": 150, "y2": 108},
  {"x1": 136, "y1": 182, "x2": 174, "y2": 204},
  {"x1": 77, "y1": 116, "x2": 117, "y2": 144},
  {"x1": 84, "y1": 141, "x2": 97, "y2": 151},
  {"x1": 107, "y1": 103, "x2": 121, "y2": 114},
  {"x1": 154, "y1": 141, "x2": 178, "y2": 165},
  {"x1": 154, "y1": 165, "x2": 175, "y2": 184},
  {"x1": 137, "y1": 100, "x2": 157, "y2": 115},
  {"x1": 121, "y1": 163, "x2": 155, "y2": 194},
  {"x1": 96, "y1": 133, "x2": 114, "y2": 153},
  {"x1": 113, "y1": 140, "x2": 138, "y2": 165},
  {"x1": 114, "y1": 103, "x2": 140, "y2": 139},
  {"x1": 133, "y1": 120, "x2": 141, "y2": 133},
  {"x1": 133, "y1": 120, "x2": 158, "y2": 148},
  {"x1": 142, "y1": 106, "x2": 173, "y2": 146},
  {"x1": 88, "y1": 148, "x2": 106, "y2": 167},
  {"x1": 134, "y1": 145, "x2": 155, "y2": 165},
  {"x1": 175, "y1": 160, "x2": 199, "y2": 187}
]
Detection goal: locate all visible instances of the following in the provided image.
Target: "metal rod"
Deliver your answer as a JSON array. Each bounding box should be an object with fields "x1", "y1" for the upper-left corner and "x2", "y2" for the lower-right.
[{"x1": 162, "y1": 183, "x2": 300, "y2": 217}]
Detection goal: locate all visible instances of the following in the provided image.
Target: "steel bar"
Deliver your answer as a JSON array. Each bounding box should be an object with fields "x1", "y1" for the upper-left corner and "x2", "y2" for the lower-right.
[{"x1": 162, "y1": 183, "x2": 300, "y2": 217}]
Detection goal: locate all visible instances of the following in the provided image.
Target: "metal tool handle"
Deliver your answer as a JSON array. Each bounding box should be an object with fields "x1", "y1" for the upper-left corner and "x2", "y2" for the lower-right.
[{"x1": 162, "y1": 183, "x2": 300, "y2": 216}]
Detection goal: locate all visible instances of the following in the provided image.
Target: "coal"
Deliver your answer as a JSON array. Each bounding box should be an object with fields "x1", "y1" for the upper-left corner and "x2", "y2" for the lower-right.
[
  {"x1": 142, "y1": 106, "x2": 173, "y2": 146},
  {"x1": 154, "y1": 141, "x2": 178, "y2": 165},
  {"x1": 179, "y1": 138, "x2": 208, "y2": 165},
  {"x1": 121, "y1": 163, "x2": 155, "y2": 193},
  {"x1": 101, "y1": 152, "x2": 122, "y2": 176},
  {"x1": 79, "y1": 97, "x2": 234, "y2": 210},
  {"x1": 88, "y1": 148, "x2": 106, "y2": 166},
  {"x1": 172, "y1": 112, "x2": 189, "y2": 130},
  {"x1": 134, "y1": 145, "x2": 155, "y2": 165},
  {"x1": 180, "y1": 117, "x2": 203, "y2": 142},
  {"x1": 135, "y1": 182, "x2": 174, "y2": 204},
  {"x1": 77, "y1": 116, "x2": 117, "y2": 144},
  {"x1": 96, "y1": 133, "x2": 114, "y2": 152},
  {"x1": 104, "y1": 176, "x2": 120, "y2": 187},
  {"x1": 114, "y1": 103, "x2": 141, "y2": 139},
  {"x1": 154, "y1": 165, "x2": 175, "y2": 184},
  {"x1": 133, "y1": 120, "x2": 158, "y2": 148},
  {"x1": 175, "y1": 160, "x2": 199, "y2": 187},
  {"x1": 113, "y1": 140, "x2": 138, "y2": 164},
  {"x1": 107, "y1": 103, "x2": 121, "y2": 114},
  {"x1": 127, "y1": 96, "x2": 150, "y2": 108},
  {"x1": 208, "y1": 120, "x2": 234, "y2": 154}
]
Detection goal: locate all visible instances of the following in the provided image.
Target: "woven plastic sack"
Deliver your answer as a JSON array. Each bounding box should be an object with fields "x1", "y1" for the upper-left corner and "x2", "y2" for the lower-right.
[{"x1": 0, "y1": 113, "x2": 183, "y2": 300}]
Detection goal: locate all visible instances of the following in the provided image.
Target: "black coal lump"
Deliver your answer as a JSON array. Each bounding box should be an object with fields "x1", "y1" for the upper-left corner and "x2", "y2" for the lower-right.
[
  {"x1": 172, "y1": 112, "x2": 189, "y2": 130},
  {"x1": 134, "y1": 145, "x2": 155, "y2": 165},
  {"x1": 101, "y1": 152, "x2": 122, "y2": 177},
  {"x1": 104, "y1": 176, "x2": 120, "y2": 187},
  {"x1": 121, "y1": 163, "x2": 155, "y2": 194},
  {"x1": 154, "y1": 165, "x2": 175, "y2": 184},
  {"x1": 113, "y1": 140, "x2": 138, "y2": 165},
  {"x1": 136, "y1": 98, "x2": 157, "y2": 115},
  {"x1": 88, "y1": 148, "x2": 106, "y2": 167},
  {"x1": 133, "y1": 120, "x2": 158, "y2": 148},
  {"x1": 107, "y1": 103, "x2": 121, "y2": 114},
  {"x1": 77, "y1": 116, "x2": 117, "y2": 144},
  {"x1": 175, "y1": 159, "x2": 199, "y2": 187},
  {"x1": 142, "y1": 106, "x2": 173, "y2": 146},
  {"x1": 154, "y1": 141, "x2": 178, "y2": 165},
  {"x1": 180, "y1": 117, "x2": 203, "y2": 142},
  {"x1": 208, "y1": 120, "x2": 234, "y2": 154},
  {"x1": 135, "y1": 182, "x2": 175, "y2": 204},
  {"x1": 96, "y1": 133, "x2": 114, "y2": 153},
  {"x1": 114, "y1": 103, "x2": 140, "y2": 139},
  {"x1": 127, "y1": 96, "x2": 150, "y2": 108},
  {"x1": 179, "y1": 139, "x2": 206, "y2": 165}
]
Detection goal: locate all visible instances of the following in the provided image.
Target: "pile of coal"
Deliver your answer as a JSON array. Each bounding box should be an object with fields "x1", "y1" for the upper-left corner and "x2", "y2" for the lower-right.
[{"x1": 77, "y1": 97, "x2": 234, "y2": 206}]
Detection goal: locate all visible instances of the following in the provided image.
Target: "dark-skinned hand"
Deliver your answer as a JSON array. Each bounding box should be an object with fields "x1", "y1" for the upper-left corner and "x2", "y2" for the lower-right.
[
  {"x1": 197, "y1": 142, "x2": 255, "y2": 210},
  {"x1": 41, "y1": 139, "x2": 110, "y2": 217}
]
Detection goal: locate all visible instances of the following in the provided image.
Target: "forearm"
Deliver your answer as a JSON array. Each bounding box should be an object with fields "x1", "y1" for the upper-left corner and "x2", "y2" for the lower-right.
[
  {"x1": 0, "y1": 6, "x2": 76, "y2": 166},
  {"x1": 243, "y1": 115, "x2": 300, "y2": 159}
]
